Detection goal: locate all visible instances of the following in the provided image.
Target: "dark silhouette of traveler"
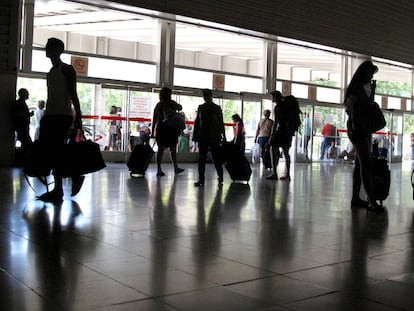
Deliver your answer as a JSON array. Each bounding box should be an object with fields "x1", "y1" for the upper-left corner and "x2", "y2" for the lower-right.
[
  {"x1": 12, "y1": 88, "x2": 33, "y2": 151},
  {"x1": 255, "y1": 109, "x2": 273, "y2": 168},
  {"x1": 266, "y1": 90, "x2": 292, "y2": 181},
  {"x1": 151, "y1": 87, "x2": 184, "y2": 177},
  {"x1": 192, "y1": 89, "x2": 226, "y2": 187},
  {"x1": 37, "y1": 37, "x2": 84, "y2": 202},
  {"x1": 231, "y1": 113, "x2": 246, "y2": 153},
  {"x1": 344, "y1": 60, "x2": 383, "y2": 212}
]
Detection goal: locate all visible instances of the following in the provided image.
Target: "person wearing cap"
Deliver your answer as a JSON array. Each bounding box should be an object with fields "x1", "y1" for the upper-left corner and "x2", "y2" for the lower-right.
[
  {"x1": 266, "y1": 90, "x2": 292, "y2": 181},
  {"x1": 192, "y1": 89, "x2": 226, "y2": 187}
]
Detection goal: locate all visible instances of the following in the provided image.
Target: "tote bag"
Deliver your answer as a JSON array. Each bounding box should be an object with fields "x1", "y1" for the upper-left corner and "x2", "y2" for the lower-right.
[
  {"x1": 58, "y1": 129, "x2": 106, "y2": 177},
  {"x1": 367, "y1": 102, "x2": 386, "y2": 133}
]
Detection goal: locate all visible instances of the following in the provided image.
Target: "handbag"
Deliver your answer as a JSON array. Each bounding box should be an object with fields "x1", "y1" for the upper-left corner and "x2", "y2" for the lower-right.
[
  {"x1": 367, "y1": 102, "x2": 386, "y2": 133},
  {"x1": 162, "y1": 111, "x2": 186, "y2": 132},
  {"x1": 58, "y1": 129, "x2": 106, "y2": 177}
]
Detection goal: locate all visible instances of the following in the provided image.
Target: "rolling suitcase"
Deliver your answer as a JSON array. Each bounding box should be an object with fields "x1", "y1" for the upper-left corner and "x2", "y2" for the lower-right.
[
  {"x1": 127, "y1": 144, "x2": 154, "y2": 176},
  {"x1": 225, "y1": 156, "x2": 252, "y2": 182},
  {"x1": 372, "y1": 156, "x2": 390, "y2": 206},
  {"x1": 223, "y1": 144, "x2": 252, "y2": 182}
]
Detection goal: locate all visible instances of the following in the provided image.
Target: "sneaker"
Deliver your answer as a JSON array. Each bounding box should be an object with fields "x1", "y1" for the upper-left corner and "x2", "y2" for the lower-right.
[
  {"x1": 194, "y1": 181, "x2": 204, "y2": 187},
  {"x1": 156, "y1": 171, "x2": 166, "y2": 177},
  {"x1": 351, "y1": 198, "x2": 368, "y2": 208},
  {"x1": 367, "y1": 201, "x2": 385, "y2": 213},
  {"x1": 71, "y1": 175, "x2": 85, "y2": 196},
  {"x1": 266, "y1": 174, "x2": 278, "y2": 180},
  {"x1": 130, "y1": 172, "x2": 144, "y2": 178}
]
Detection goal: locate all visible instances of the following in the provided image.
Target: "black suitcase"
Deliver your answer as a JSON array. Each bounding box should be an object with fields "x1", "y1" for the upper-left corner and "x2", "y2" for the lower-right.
[
  {"x1": 220, "y1": 142, "x2": 252, "y2": 182},
  {"x1": 372, "y1": 157, "x2": 390, "y2": 205},
  {"x1": 127, "y1": 144, "x2": 154, "y2": 176},
  {"x1": 225, "y1": 156, "x2": 252, "y2": 182}
]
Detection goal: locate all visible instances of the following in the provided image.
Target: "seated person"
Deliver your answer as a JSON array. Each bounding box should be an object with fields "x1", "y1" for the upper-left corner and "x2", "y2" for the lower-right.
[
  {"x1": 328, "y1": 141, "x2": 338, "y2": 159},
  {"x1": 339, "y1": 141, "x2": 355, "y2": 162}
]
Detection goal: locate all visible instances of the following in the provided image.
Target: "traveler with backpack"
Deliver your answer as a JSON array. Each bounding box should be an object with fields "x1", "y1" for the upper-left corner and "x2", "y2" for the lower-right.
[{"x1": 266, "y1": 91, "x2": 301, "y2": 181}]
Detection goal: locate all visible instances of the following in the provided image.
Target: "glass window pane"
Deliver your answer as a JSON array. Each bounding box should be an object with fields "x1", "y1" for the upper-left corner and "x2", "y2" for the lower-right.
[
  {"x1": 32, "y1": 50, "x2": 156, "y2": 83},
  {"x1": 372, "y1": 59, "x2": 412, "y2": 97},
  {"x1": 243, "y1": 100, "x2": 262, "y2": 151},
  {"x1": 221, "y1": 99, "x2": 241, "y2": 140},
  {"x1": 291, "y1": 83, "x2": 308, "y2": 99},
  {"x1": 175, "y1": 23, "x2": 264, "y2": 77},
  {"x1": 317, "y1": 87, "x2": 341, "y2": 104},
  {"x1": 277, "y1": 42, "x2": 342, "y2": 88},
  {"x1": 34, "y1": 0, "x2": 158, "y2": 62},
  {"x1": 225, "y1": 75, "x2": 262, "y2": 93},
  {"x1": 174, "y1": 68, "x2": 213, "y2": 89}
]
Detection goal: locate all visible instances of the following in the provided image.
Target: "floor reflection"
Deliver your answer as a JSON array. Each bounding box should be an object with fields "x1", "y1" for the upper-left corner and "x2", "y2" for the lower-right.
[{"x1": 1, "y1": 162, "x2": 414, "y2": 310}]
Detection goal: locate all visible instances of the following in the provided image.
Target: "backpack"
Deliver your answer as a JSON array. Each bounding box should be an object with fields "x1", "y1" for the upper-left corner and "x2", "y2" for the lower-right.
[{"x1": 284, "y1": 95, "x2": 302, "y2": 135}]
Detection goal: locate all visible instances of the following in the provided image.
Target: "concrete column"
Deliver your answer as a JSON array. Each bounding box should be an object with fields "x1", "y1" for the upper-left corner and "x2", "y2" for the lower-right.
[
  {"x1": 156, "y1": 20, "x2": 176, "y2": 88},
  {"x1": 0, "y1": 0, "x2": 20, "y2": 165},
  {"x1": 263, "y1": 41, "x2": 277, "y2": 94},
  {"x1": 21, "y1": 0, "x2": 34, "y2": 72}
]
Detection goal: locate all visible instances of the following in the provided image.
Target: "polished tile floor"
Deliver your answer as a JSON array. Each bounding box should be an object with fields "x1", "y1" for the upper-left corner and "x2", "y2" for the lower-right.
[{"x1": 1, "y1": 159, "x2": 414, "y2": 310}]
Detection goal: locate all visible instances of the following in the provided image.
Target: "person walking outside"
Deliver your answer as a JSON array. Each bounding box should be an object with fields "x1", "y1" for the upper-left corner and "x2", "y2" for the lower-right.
[
  {"x1": 344, "y1": 60, "x2": 383, "y2": 212},
  {"x1": 193, "y1": 89, "x2": 226, "y2": 187}
]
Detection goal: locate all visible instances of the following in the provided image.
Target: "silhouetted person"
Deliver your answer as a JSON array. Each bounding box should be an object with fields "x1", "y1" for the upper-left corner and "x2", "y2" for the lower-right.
[
  {"x1": 151, "y1": 87, "x2": 184, "y2": 177},
  {"x1": 266, "y1": 91, "x2": 292, "y2": 181},
  {"x1": 37, "y1": 37, "x2": 84, "y2": 202},
  {"x1": 12, "y1": 88, "x2": 33, "y2": 150},
  {"x1": 193, "y1": 89, "x2": 226, "y2": 187},
  {"x1": 345, "y1": 60, "x2": 383, "y2": 212}
]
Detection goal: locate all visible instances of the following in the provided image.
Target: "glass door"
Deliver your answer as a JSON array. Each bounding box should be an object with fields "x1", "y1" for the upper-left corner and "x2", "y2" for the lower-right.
[
  {"x1": 387, "y1": 110, "x2": 403, "y2": 162},
  {"x1": 295, "y1": 103, "x2": 314, "y2": 162},
  {"x1": 311, "y1": 105, "x2": 347, "y2": 161},
  {"x1": 241, "y1": 97, "x2": 263, "y2": 151}
]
